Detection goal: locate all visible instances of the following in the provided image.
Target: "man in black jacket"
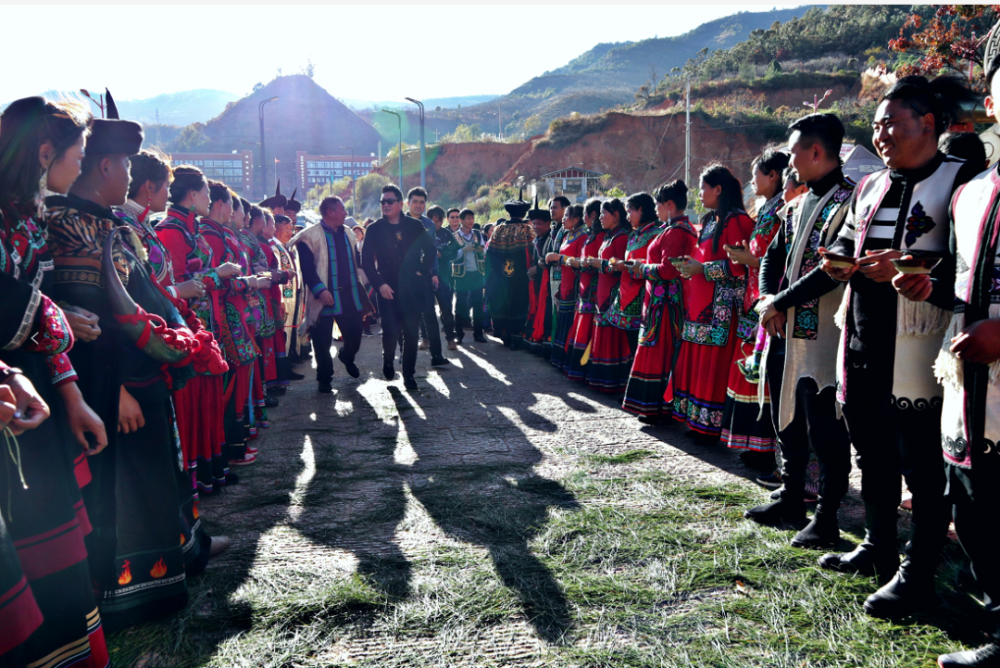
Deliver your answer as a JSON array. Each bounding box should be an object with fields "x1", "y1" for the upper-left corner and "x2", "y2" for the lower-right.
[{"x1": 361, "y1": 184, "x2": 437, "y2": 391}]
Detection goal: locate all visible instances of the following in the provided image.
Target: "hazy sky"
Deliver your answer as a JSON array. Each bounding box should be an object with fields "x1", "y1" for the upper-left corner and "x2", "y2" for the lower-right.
[{"x1": 1, "y1": 4, "x2": 782, "y2": 103}]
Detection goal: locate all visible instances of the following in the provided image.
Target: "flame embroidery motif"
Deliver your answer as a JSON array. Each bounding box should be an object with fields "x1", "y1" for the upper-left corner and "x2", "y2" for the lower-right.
[
  {"x1": 150, "y1": 557, "x2": 168, "y2": 579},
  {"x1": 180, "y1": 532, "x2": 186, "y2": 546},
  {"x1": 503, "y1": 259, "x2": 515, "y2": 277},
  {"x1": 118, "y1": 560, "x2": 132, "y2": 585}
]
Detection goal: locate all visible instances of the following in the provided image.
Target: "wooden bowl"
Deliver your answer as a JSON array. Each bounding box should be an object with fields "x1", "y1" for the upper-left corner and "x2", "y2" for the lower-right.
[
  {"x1": 820, "y1": 250, "x2": 857, "y2": 269},
  {"x1": 891, "y1": 256, "x2": 943, "y2": 275}
]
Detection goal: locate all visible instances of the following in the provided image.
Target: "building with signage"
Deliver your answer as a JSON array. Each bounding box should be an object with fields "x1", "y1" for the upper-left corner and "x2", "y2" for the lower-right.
[
  {"x1": 297, "y1": 152, "x2": 377, "y2": 191},
  {"x1": 168, "y1": 151, "x2": 255, "y2": 197},
  {"x1": 541, "y1": 167, "x2": 606, "y2": 203}
]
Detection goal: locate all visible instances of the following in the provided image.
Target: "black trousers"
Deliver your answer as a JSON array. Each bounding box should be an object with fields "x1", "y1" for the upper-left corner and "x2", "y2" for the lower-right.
[
  {"x1": 454, "y1": 288, "x2": 484, "y2": 338},
  {"x1": 842, "y1": 372, "x2": 950, "y2": 568},
  {"x1": 310, "y1": 307, "x2": 362, "y2": 384},
  {"x1": 948, "y1": 460, "x2": 1000, "y2": 639},
  {"x1": 379, "y1": 294, "x2": 421, "y2": 378},
  {"x1": 767, "y1": 339, "x2": 852, "y2": 507},
  {"x1": 434, "y1": 280, "x2": 456, "y2": 341},
  {"x1": 418, "y1": 283, "x2": 443, "y2": 356}
]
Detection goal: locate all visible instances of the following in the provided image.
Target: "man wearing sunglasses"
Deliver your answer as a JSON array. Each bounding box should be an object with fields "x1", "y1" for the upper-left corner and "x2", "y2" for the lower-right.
[{"x1": 361, "y1": 184, "x2": 438, "y2": 391}]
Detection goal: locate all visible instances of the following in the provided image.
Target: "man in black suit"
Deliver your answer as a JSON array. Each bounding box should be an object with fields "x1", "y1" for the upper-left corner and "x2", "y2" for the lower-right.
[{"x1": 361, "y1": 184, "x2": 437, "y2": 391}]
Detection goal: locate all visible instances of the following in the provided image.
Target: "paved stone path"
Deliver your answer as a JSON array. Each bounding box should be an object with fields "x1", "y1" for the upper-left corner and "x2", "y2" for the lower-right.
[{"x1": 194, "y1": 330, "x2": 866, "y2": 665}]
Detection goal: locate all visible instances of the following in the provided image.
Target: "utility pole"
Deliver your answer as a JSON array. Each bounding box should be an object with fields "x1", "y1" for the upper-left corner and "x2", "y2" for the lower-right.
[
  {"x1": 684, "y1": 76, "x2": 691, "y2": 192},
  {"x1": 155, "y1": 109, "x2": 162, "y2": 146},
  {"x1": 381, "y1": 109, "x2": 403, "y2": 188},
  {"x1": 434, "y1": 129, "x2": 440, "y2": 143},
  {"x1": 258, "y1": 96, "x2": 278, "y2": 197},
  {"x1": 340, "y1": 145, "x2": 356, "y2": 218},
  {"x1": 405, "y1": 97, "x2": 425, "y2": 189},
  {"x1": 498, "y1": 101, "x2": 503, "y2": 141}
]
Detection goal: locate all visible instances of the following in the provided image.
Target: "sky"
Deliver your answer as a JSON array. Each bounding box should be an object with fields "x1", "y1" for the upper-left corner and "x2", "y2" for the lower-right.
[{"x1": 0, "y1": 4, "x2": 783, "y2": 104}]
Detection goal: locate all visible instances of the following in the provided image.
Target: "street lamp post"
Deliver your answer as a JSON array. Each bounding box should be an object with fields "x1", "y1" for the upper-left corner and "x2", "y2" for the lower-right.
[
  {"x1": 340, "y1": 145, "x2": 356, "y2": 218},
  {"x1": 258, "y1": 96, "x2": 278, "y2": 198},
  {"x1": 381, "y1": 109, "x2": 403, "y2": 189},
  {"x1": 405, "y1": 97, "x2": 425, "y2": 189}
]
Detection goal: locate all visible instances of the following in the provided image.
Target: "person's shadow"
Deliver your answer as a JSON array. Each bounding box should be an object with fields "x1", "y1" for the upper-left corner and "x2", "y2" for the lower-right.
[
  {"x1": 389, "y1": 361, "x2": 580, "y2": 643},
  {"x1": 292, "y1": 384, "x2": 413, "y2": 600}
]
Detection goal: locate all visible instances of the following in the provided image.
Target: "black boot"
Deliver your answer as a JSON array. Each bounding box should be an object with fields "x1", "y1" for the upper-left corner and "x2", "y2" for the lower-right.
[
  {"x1": 819, "y1": 497, "x2": 899, "y2": 579},
  {"x1": 744, "y1": 492, "x2": 806, "y2": 527},
  {"x1": 791, "y1": 505, "x2": 841, "y2": 549},
  {"x1": 818, "y1": 541, "x2": 899, "y2": 580},
  {"x1": 863, "y1": 559, "x2": 939, "y2": 619},
  {"x1": 938, "y1": 644, "x2": 1000, "y2": 667}
]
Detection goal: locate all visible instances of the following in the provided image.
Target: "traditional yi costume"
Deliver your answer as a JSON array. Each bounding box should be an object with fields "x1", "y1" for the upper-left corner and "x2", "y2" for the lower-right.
[
  {"x1": 0, "y1": 196, "x2": 110, "y2": 668},
  {"x1": 485, "y1": 191, "x2": 534, "y2": 348},
  {"x1": 524, "y1": 199, "x2": 552, "y2": 355},
  {"x1": 821, "y1": 152, "x2": 979, "y2": 592},
  {"x1": 549, "y1": 223, "x2": 588, "y2": 372},
  {"x1": 565, "y1": 222, "x2": 606, "y2": 381},
  {"x1": 721, "y1": 193, "x2": 783, "y2": 454},
  {"x1": 623, "y1": 215, "x2": 697, "y2": 417},
  {"x1": 668, "y1": 209, "x2": 754, "y2": 436},
  {"x1": 585, "y1": 222, "x2": 631, "y2": 392}
]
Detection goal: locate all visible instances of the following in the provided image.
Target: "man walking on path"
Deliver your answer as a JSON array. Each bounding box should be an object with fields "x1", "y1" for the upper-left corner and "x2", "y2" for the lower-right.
[
  {"x1": 407, "y1": 188, "x2": 451, "y2": 366},
  {"x1": 363, "y1": 185, "x2": 439, "y2": 391},
  {"x1": 292, "y1": 197, "x2": 371, "y2": 393}
]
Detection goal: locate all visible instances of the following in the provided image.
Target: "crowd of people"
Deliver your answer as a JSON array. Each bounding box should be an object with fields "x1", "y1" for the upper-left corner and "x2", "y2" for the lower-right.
[{"x1": 3, "y1": 59, "x2": 1000, "y2": 668}]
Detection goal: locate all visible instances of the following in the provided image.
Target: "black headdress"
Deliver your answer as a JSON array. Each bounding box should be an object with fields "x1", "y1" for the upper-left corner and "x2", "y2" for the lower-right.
[
  {"x1": 526, "y1": 194, "x2": 551, "y2": 222},
  {"x1": 86, "y1": 88, "x2": 143, "y2": 156},
  {"x1": 260, "y1": 179, "x2": 287, "y2": 209},
  {"x1": 503, "y1": 187, "x2": 530, "y2": 219},
  {"x1": 285, "y1": 187, "x2": 301, "y2": 213}
]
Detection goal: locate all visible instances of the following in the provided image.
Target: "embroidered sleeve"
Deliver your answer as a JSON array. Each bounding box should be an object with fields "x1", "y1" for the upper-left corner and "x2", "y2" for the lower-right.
[
  {"x1": 46, "y1": 352, "x2": 78, "y2": 386},
  {"x1": 311, "y1": 282, "x2": 328, "y2": 296}
]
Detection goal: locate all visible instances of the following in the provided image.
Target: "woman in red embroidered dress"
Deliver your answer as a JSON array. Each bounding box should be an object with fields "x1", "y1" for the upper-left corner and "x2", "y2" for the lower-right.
[
  {"x1": 720, "y1": 149, "x2": 789, "y2": 466},
  {"x1": 668, "y1": 164, "x2": 755, "y2": 442},
  {"x1": 584, "y1": 199, "x2": 631, "y2": 392},
  {"x1": 564, "y1": 199, "x2": 604, "y2": 381},
  {"x1": 0, "y1": 96, "x2": 110, "y2": 668},
  {"x1": 623, "y1": 181, "x2": 697, "y2": 421},
  {"x1": 545, "y1": 204, "x2": 587, "y2": 372},
  {"x1": 155, "y1": 168, "x2": 247, "y2": 477}
]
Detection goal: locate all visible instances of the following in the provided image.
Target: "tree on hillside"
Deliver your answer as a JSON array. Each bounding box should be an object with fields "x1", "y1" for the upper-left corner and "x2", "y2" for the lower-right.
[
  {"x1": 441, "y1": 124, "x2": 482, "y2": 143},
  {"x1": 888, "y1": 5, "x2": 1000, "y2": 90},
  {"x1": 173, "y1": 122, "x2": 209, "y2": 151}
]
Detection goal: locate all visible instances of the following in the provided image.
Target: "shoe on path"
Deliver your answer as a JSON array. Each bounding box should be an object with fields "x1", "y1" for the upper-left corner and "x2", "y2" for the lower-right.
[
  {"x1": 229, "y1": 454, "x2": 257, "y2": 466},
  {"x1": 418, "y1": 339, "x2": 430, "y2": 350},
  {"x1": 318, "y1": 381, "x2": 333, "y2": 393},
  {"x1": 448, "y1": 340, "x2": 458, "y2": 351},
  {"x1": 431, "y1": 356, "x2": 451, "y2": 367},
  {"x1": 383, "y1": 364, "x2": 396, "y2": 381},
  {"x1": 403, "y1": 376, "x2": 418, "y2": 391}
]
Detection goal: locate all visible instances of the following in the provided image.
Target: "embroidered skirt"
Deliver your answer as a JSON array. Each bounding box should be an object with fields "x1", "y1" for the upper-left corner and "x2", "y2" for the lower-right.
[
  {"x1": 0, "y1": 353, "x2": 109, "y2": 668},
  {"x1": 84, "y1": 395, "x2": 189, "y2": 633},
  {"x1": 549, "y1": 300, "x2": 577, "y2": 372},
  {"x1": 668, "y1": 330, "x2": 737, "y2": 436},
  {"x1": 721, "y1": 335, "x2": 775, "y2": 453},
  {"x1": 623, "y1": 332, "x2": 676, "y2": 417},
  {"x1": 565, "y1": 311, "x2": 596, "y2": 382},
  {"x1": 586, "y1": 320, "x2": 634, "y2": 393}
]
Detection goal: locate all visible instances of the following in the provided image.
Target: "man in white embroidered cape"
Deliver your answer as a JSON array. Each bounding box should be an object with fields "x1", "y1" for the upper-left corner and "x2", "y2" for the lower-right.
[
  {"x1": 746, "y1": 113, "x2": 854, "y2": 554},
  {"x1": 816, "y1": 76, "x2": 981, "y2": 621}
]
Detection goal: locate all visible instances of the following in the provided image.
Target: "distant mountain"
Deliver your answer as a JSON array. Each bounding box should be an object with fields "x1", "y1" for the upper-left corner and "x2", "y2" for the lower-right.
[
  {"x1": 451, "y1": 6, "x2": 819, "y2": 134},
  {"x1": 183, "y1": 75, "x2": 381, "y2": 197},
  {"x1": 0, "y1": 88, "x2": 238, "y2": 126},
  {"x1": 341, "y1": 94, "x2": 499, "y2": 112},
  {"x1": 116, "y1": 89, "x2": 240, "y2": 125}
]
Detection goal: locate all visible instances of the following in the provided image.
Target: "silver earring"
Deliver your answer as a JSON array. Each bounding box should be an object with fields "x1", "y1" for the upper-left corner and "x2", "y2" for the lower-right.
[{"x1": 36, "y1": 168, "x2": 48, "y2": 219}]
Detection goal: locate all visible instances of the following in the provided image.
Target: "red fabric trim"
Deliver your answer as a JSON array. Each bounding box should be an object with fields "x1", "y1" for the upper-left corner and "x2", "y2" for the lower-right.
[
  {"x1": 73, "y1": 451, "x2": 92, "y2": 489},
  {"x1": 84, "y1": 621, "x2": 109, "y2": 668},
  {"x1": 0, "y1": 576, "x2": 43, "y2": 655},
  {"x1": 13, "y1": 518, "x2": 88, "y2": 581}
]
